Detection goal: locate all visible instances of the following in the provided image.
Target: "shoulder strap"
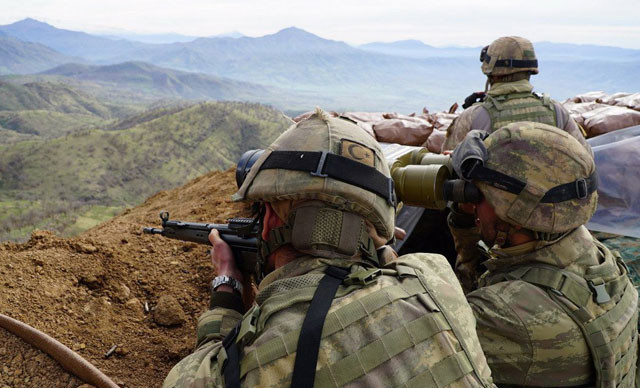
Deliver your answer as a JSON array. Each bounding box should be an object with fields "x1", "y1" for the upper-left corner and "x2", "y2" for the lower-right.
[
  {"x1": 222, "y1": 324, "x2": 242, "y2": 388},
  {"x1": 290, "y1": 266, "x2": 349, "y2": 387}
]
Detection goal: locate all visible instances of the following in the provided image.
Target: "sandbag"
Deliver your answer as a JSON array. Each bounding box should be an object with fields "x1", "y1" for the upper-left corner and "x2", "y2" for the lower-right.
[
  {"x1": 425, "y1": 112, "x2": 457, "y2": 130},
  {"x1": 569, "y1": 91, "x2": 608, "y2": 103},
  {"x1": 612, "y1": 93, "x2": 640, "y2": 111},
  {"x1": 563, "y1": 101, "x2": 610, "y2": 127},
  {"x1": 425, "y1": 129, "x2": 446, "y2": 153},
  {"x1": 597, "y1": 92, "x2": 631, "y2": 105},
  {"x1": 373, "y1": 118, "x2": 433, "y2": 146},
  {"x1": 582, "y1": 106, "x2": 640, "y2": 137}
]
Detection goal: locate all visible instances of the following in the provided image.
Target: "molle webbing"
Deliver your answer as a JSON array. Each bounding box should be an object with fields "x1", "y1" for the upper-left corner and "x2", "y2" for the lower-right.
[
  {"x1": 483, "y1": 92, "x2": 556, "y2": 132},
  {"x1": 240, "y1": 277, "x2": 427, "y2": 377},
  {"x1": 291, "y1": 266, "x2": 349, "y2": 387},
  {"x1": 311, "y1": 318, "x2": 469, "y2": 388},
  {"x1": 505, "y1": 257, "x2": 638, "y2": 388},
  {"x1": 238, "y1": 268, "x2": 480, "y2": 387}
]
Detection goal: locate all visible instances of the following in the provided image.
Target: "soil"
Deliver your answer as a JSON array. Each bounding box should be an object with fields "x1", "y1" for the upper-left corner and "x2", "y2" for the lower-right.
[{"x1": 0, "y1": 168, "x2": 253, "y2": 388}]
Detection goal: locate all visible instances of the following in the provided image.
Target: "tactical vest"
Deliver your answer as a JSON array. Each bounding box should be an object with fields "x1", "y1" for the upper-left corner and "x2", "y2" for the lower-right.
[
  {"x1": 483, "y1": 241, "x2": 638, "y2": 388},
  {"x1": 220, "y1": 260, "x2": 492, "y2": 388},
  {"x1": 482, "y1": 92, "x2": 557, "y2": 132}
]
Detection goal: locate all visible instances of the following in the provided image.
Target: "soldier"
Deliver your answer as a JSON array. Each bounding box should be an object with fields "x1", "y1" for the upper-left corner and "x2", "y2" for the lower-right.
[
  {"x1": 441, "y1": 35, "x2": 588, "y2": 152},
  {"x1": 163, "y1": 108, "x2": 494, "y2": 387},
  {"x1": 442, "y1": 36, "x2": 591, "y2": 293},
  {"x1": 450, "y1": 122, "x2": 637, "y2": 386}
]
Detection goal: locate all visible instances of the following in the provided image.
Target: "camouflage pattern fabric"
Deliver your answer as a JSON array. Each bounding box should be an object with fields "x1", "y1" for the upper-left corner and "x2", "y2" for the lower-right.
[
  {"x1": 598, "y1": 233, "x2": 640, "y2": 330},
  {"x1": 476, "y1": 122, "x2": 597, "y2": 234},
  {"x1": 163, "y1": 255, "x2": 495, "y2": 388},
  {"x1": 234, "y1": 108, "x2": 396, "y2": 241},
  {"x1": 481, "y1": 36, "x2": 539, "y2": 77},
  {"x1": 468, "y1": 226, "x2": 638, "y2": 387},
  {"x1": 447, "y1": 214, "x2": 483, "y2": 294},
  {"x1": 441, "y1": 80, "x2": 586, "y2": 152}
]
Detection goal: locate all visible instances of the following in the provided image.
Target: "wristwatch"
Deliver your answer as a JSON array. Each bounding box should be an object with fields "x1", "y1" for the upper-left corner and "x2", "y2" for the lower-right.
[{"x1": 211, "y1": 275, "x2": 243, "y2": 295}]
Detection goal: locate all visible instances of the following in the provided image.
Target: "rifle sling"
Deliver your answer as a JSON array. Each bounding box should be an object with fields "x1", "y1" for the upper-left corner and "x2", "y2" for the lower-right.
[
  {"x1": 222, "y1": 325, "x2": 241, "y2": 388},
  {"x1": 290, "y1": 266, "x2": 349, "y2": 387}
]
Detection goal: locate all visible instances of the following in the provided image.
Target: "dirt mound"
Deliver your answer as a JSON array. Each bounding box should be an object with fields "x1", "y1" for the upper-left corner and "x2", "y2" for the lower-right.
[{"x1": 0, "y1": 168, "x2": 252, "y2": 387}]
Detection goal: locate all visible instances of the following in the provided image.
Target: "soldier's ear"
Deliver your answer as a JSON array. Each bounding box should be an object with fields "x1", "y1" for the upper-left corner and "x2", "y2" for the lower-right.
[{"x1": 262, "y1": 203, "x2": 285, "y2": 241}]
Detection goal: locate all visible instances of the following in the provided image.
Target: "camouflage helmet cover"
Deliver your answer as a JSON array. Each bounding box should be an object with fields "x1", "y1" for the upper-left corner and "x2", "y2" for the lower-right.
[
  {"x1": 476, "y1": 122, "x2": 597, "y2": 233},
  {"x1": 233, "y1": 108, "x2": 395, "y2": 240},
  {"x1": 481, "y1": 36, "x2": 539, "y2": 76}
]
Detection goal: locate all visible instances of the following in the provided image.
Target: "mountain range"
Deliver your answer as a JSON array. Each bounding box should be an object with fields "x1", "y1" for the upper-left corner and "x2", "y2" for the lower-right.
[{"x1": 1, "y1": 18, "x2": 639, "y2": 111}]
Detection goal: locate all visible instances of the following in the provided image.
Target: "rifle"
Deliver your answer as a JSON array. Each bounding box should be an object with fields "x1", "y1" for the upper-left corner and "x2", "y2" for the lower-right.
[{"x1": 143, "y1": 211, "x2": 261, "y2": 274}]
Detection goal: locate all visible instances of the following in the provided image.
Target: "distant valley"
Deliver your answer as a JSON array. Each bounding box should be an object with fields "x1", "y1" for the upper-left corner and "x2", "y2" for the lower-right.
[
  {"x1": 2, "y1": 18, "x2": 640, "y2": 112},
  {"x1": 0, "y1": 17, "x2": 639, "y2": 242}
]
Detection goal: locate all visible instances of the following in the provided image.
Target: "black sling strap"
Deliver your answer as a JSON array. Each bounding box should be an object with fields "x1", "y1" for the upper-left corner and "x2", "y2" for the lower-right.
[
  {"x1": 290, "y1": 266, "x2": 350, "y2": 387},
  {"x1": 260, "y1": 150, "x2": 396, "y2": 206},
  {"x1": 222, "y1": 324, "x2": 241, "y2": 388}
]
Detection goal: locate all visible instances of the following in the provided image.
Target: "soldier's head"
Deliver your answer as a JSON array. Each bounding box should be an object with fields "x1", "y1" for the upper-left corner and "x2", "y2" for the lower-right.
[
  {"x1": 451, "y1": 121, "x2": 597, "y2": 247},
  {"x1": 480, "y1": 36, "x2": 539, "y2": 85},
  {"x1": 234, "y1": 108, "x2": 396, "y2": 272}
]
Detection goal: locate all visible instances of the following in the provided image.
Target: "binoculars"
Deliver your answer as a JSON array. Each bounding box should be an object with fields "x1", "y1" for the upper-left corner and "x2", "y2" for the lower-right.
[
  {"x1": 390, "y1": 149, "x2": 482, "y2": 210},
  {"x1": 236, "y1": 148, "x2": 482, "y2": 210}
]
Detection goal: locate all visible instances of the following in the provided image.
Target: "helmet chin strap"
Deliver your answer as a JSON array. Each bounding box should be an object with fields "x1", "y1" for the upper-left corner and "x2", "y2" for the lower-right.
[{"x1": 491, "y1": 219, "x2": 519, "y2": 249}]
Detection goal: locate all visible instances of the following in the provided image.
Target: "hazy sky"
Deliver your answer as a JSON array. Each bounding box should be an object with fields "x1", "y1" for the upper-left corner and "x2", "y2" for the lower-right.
[{"x1": 2, "y1": 0, "x2": 640, "y2": 48}]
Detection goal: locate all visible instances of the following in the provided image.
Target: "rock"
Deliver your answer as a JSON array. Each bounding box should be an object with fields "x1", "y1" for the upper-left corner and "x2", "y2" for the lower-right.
[
  {"x1": 75, "y1": 242, "x2": 98, "y2": 254},
  {"x1": 153, "y1": 295, "x2": 185, "y2": 327},
  {"x1": 112, "y1": 282, "x2": 131, "y2": 303}
]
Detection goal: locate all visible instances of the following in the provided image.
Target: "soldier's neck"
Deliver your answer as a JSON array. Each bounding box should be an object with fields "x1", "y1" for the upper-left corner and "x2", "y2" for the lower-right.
[{"x1": 268, "y1": 245, "x2": 299, "y2": 269}]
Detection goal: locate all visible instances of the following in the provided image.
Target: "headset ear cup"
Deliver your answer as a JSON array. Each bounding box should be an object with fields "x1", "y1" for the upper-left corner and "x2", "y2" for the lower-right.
[{"x1": 479, "y1": 45, "x2": 489, "y2": 62}]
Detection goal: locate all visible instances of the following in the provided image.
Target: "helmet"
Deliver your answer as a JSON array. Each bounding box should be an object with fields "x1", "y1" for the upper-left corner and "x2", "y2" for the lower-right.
[
  {"x1": 480, "y1": 36, "x2": 539, "y2": 76},
  {"x1": 453, "y1": 122, "x2": 597, "y2": 233},
  {"x1": 233, "y1": 108, "x2": 395, "y2": 241}
]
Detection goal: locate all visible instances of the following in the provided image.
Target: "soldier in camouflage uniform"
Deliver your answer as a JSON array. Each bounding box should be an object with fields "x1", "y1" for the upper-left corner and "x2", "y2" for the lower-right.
[
  {"x1": 449, "y1": 122, "x2": 637, "y2": 387},
  {"x1": 441, "y1": 36, "x2": 587, "y2": 152},
  {"x1": 441, "y1": 36, "x2": 590, "y2": 293},
  {"x1": 163, "y1": 109, "x2": 495, "y2": 388}
]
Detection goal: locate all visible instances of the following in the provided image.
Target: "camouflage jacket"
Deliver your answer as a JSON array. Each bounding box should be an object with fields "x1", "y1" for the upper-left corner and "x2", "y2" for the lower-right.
[
  {"x1": 443, "y1": 80, "x2": 590, "y2": 294},
  {"x1": 163, "y1": 254, "x2": 495, "y2": 388},
  {"x1": 467, "y1": 226, "x2": 638, "y2": 387},
  {"x1": 441, "y1": 80, "x2": 586, "y2": 152}
]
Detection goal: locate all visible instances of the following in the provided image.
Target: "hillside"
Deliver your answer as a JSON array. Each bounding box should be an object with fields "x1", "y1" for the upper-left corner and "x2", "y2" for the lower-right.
[
  {"x1": 0, "y1": 80, "x2": 130, "y2": 117},
  {"x1": 41, "y1": 61, "x2": 287, "y2": 103},
  {"x1": 0, "y1": 36, "x2": 79, "y2": 74},
  {"x1": 0, "y1": 168, "x2": 252, "y2": 388},
  {"x1": 0, "y1": 80, "x2": 141, "y2": 142},
  {"x1": 0, "y1": 101, "x2": 291, "y2": 242}
]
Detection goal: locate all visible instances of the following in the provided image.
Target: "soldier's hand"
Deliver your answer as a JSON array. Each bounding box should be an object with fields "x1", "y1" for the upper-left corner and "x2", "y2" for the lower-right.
[{"x1": 209, "y1": 230, "x2": 244, "y2": 288}]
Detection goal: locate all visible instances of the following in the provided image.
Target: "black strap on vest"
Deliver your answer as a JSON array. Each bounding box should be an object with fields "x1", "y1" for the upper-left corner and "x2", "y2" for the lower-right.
[
  {"x1": 222, "y1": 324, "x2": 242, "y2": 388},
  {"x1": 260, "y1": 150, "x2": 396, "y2": 206},
  {"x1": 483, "y1": 54, "x2": 538, "y2": 69},
  {"x1": 290, "y1": 266, "x2": 349, "y2": 387}
]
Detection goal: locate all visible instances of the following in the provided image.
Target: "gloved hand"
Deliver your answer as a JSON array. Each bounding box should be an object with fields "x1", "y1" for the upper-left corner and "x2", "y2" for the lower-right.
[{"x1": 462, "y1": 92, "x2": 486, "y2": 109}]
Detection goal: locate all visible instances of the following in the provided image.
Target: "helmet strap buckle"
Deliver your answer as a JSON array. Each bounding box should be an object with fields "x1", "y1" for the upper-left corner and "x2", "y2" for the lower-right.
[
  {"x1": 575, "y1": 178, "x2": 588, "y2": 200},
  {"x1": 310, "y1": 151, "x2": 329, "y2": 178}
]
